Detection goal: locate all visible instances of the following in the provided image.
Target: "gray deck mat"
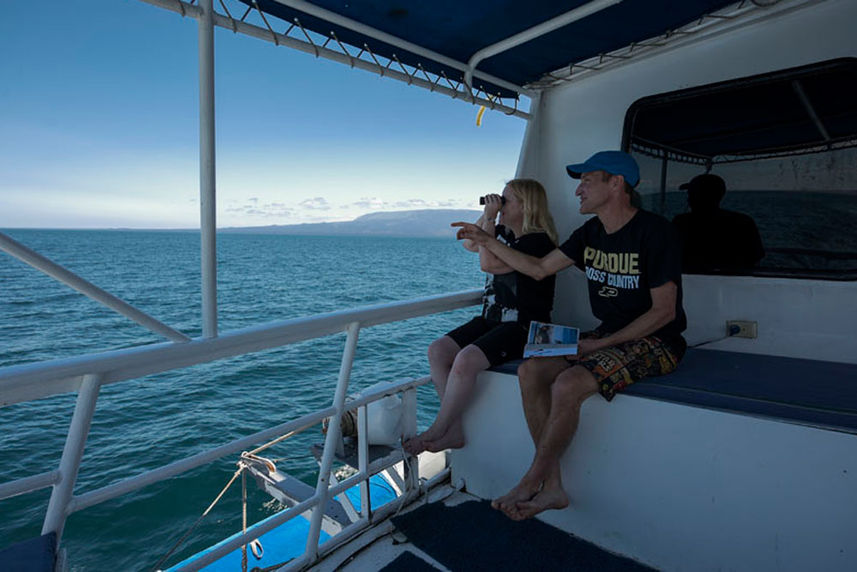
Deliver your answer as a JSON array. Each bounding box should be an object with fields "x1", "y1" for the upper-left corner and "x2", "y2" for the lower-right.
[
  {"x1": 379, "y1": 550, "x2": 441, "y2": 571},
  {"x1": 392, "y1": 500, "x2": 654, "y2": 571}
]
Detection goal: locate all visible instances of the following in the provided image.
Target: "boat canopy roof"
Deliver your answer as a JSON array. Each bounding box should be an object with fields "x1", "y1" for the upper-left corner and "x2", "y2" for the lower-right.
[{"x1": 242, "y1": 0, "x2": 743, "y2": 100}]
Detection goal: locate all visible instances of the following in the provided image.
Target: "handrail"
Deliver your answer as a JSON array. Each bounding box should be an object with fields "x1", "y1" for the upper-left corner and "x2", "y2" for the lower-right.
[
  {"x1": 68, "y1": 374, "x2": 430, "y2": 514},
  {"x1": 68, "y1": 405, "x2": 336, "y2": 513},
  {"x1": 0, "y1": 289, "x2": 481, "y2": 407},
  {"x1": 0, "y1": 470, "x2": 60, "y2": 502}
]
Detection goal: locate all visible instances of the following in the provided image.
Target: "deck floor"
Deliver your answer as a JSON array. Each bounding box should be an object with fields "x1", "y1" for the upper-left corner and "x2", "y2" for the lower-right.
[{"x1": 319, "y1": 487, "x2": 654, "y2": 572}]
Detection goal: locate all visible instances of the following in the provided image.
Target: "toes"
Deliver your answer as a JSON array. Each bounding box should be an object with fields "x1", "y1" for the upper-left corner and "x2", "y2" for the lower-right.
[
  {"x1": 492, "y1": 494, "x2": 513, "y2": 512},
  {"x1": 402, "y1": 438, "x2": 426, "y2": 455}
]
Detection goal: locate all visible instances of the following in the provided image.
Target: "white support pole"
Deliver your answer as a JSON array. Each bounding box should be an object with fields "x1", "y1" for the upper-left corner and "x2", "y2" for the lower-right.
[
  {"x1": 304, "y1": 322, "x2": 361, "y2": 564},
  {"x1": 199, "y1": 0, "x2": 218, "y2": 338},
  {"x1": 401, "y1": 387, "x2": 419, "y2": 491},
  {"x1": 357, "y1": 404, "x2": 370, "y2": 518},
  {"x1": 42, "y1": 374, "x2": 103, "y2": 542}
]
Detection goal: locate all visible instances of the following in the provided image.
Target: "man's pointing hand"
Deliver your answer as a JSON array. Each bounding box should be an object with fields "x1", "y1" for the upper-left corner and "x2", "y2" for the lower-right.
[{"x1": 451, "y1": 221, "x2": 491, "y2": 245}]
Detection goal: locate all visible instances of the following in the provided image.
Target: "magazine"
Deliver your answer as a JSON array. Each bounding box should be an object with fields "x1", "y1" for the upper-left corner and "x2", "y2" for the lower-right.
[{"x1": 523, "y1": 321, "x2": 580, "y2": 358}]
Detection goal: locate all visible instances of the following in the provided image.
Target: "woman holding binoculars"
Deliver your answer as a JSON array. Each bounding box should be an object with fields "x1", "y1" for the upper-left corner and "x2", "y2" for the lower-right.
[{"x1": 404, "y1": 179, "x2": 558, "y2": 455}]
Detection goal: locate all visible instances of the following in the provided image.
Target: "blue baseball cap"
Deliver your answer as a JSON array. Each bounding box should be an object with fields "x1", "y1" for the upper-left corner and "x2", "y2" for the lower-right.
[{"x1": 566, "y1": 151, "x2": 640, "y2": 187}]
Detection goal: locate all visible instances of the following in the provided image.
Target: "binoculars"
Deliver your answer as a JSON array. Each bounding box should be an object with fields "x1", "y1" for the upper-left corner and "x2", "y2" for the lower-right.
[{"x1": 479, "y1": 196, "x2": 507, "y2": 205}]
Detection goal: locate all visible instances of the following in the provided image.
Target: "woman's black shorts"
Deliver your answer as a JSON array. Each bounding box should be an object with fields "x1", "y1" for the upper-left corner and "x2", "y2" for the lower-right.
[{"x1": 445, "y1": 316, "x2": 528, "y2": 366}]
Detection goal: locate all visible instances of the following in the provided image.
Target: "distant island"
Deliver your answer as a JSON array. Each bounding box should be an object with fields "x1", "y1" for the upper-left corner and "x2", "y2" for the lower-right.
[{"x1": 219, "y1": 209, "x2": 481, "y2": 238}]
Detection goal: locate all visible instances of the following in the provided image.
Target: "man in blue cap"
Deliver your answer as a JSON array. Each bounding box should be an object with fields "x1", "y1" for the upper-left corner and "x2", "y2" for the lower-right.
[{"x1": 452, "y1": 150, "x2": 687, "y2": 520}]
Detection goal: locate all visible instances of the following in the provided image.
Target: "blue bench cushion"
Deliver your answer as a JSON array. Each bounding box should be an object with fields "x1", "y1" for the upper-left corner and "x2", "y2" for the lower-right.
[
  {"x1": 489, "y1": 349, "x2": 857, "y2": 433},
  {"x1": 0, "y1": 532, "x2": 56, "y2": 572}
]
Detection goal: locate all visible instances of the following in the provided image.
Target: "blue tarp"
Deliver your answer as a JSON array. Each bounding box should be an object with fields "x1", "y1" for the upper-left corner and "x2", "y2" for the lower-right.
[{"x1": 242, "y1": 1, "x2": 738, "y2": 98}]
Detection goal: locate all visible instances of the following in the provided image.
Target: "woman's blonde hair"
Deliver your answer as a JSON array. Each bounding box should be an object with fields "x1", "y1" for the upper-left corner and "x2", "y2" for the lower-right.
[{"x1": 505, "y1": 178, "x2": 558, "y2": 245}]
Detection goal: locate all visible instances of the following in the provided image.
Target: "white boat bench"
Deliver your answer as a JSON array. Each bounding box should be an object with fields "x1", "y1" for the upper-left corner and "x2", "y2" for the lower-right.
[{"x1": 450, "y1": 347, "x2": 857, "y2": 571}]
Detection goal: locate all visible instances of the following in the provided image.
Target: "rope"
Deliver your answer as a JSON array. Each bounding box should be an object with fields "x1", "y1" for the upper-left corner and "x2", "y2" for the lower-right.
[
  {"x1": 242, "y1": 470, "x2": 248, "y2": 572},
  {"x1": 248, "y1": 429, "x2": 301, "y2": 456},
  {"x1": 252, "y1": 557, "x2": 295, "y2": 572},
  {"x1": 152, "y1": 466, "x2": 244, "y2": 571},
  {"x1": 152, "y1": 405, "x2": 422, "y2": 569}
]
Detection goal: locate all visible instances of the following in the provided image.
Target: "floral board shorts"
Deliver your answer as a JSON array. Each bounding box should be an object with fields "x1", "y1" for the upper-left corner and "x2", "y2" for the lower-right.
[{"x1": 573, "y1": 330, "x2": 687, "y2": 401}]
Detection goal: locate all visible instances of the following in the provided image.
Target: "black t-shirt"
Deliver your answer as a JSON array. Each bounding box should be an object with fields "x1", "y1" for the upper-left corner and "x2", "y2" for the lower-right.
[
  {"x1": 559, "y1": 210, "x2": 687, "y2": 340},
  {"x1": 482, "y1": 225, "x2": 556, "y2": 325}
]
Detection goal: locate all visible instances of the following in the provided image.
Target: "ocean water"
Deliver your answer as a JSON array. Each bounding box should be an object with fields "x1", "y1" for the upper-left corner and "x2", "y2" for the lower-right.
[{"x1": 0, "y1": 230, "x2": 484, "y2": 570}]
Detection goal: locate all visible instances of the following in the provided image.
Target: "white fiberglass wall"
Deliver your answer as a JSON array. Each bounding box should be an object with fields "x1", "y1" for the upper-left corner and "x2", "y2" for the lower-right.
[{"x1": 517, "y1": 0, "x2": 857, "y2": 360}]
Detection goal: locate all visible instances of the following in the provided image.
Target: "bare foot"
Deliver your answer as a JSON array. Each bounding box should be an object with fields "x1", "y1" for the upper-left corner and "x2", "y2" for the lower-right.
[
  {"x1": 511, "y1": 486, "x2": 569, "y2": 520},
  {"x1": 491, "y1": 479, "x2": 541, "y2": 518},
  {"x1": 403, "y1": 422, "x2": 447, "y2": 455},
  {"x1": 424, "y1": 429, "x2": 465, "y2": 452},
  {"x1": 402, "y1": 435, "x2": 429, "y2": 455}
]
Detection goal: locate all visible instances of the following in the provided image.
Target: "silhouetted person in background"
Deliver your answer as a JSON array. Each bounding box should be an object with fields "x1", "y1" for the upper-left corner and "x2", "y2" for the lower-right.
[{"x1": 672, "y1": 174, "x2": 764, "y2": 273}]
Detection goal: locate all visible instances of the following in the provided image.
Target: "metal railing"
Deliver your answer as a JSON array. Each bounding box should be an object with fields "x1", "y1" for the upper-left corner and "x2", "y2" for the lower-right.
[
  {"x1": 171, "y1": 375, "x2": 430, "y2": 571},
  {"x1": 0, "y1": 288, "x2": 481, "y2": 569}
]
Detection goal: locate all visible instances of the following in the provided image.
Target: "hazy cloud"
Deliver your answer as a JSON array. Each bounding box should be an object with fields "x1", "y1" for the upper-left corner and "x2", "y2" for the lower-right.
[
  {"x1": 223, "y1": 195, "x2": 468, "y2": 225},
  {"x1": 391, "y1": 198, "x2": 466, "y2": 209},
  {"x1": 227, "y1": 200, "x2": 296, "y2": 218},
  {"x1": 349, "y1": 197, "x2": 388, "y2": 209},
  {"x1": 299, "y1": 197, "x2": 331, "y2": 210}
]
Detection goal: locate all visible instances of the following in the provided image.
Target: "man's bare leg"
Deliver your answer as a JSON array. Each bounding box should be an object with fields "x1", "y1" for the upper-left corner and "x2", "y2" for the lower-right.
[
  {"x1": 519, "y1": 357, "x2": 574, "y2": 445},
  {"x1": 404, "y1": 345, "x2": 489, "y2": 454},
  {"x1": 492, "y1": 357, "x2": 570, "y2": 513},
  {"x1": 509, "y1": 366, "x2": 598, "y2": 520},
  {"x1": 504, "y1": 460, "x2": 565, "y2": 521}
]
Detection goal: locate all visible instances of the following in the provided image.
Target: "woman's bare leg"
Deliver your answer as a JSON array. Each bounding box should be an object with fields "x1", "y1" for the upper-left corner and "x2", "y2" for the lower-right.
[
  {"x1": 428, "y1": 336, "x2": 460, "y2": 399},
  {"x1": 404, "y1": 344, "x2": 489, "y2": 454},
  {"x1": 403, "y1": 336, "x2": 460, "y2": 454}
]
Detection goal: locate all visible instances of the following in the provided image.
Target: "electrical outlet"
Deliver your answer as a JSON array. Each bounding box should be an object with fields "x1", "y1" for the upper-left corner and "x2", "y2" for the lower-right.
[{"x1": 726, "y1": 320, "x2": 757, "y2": 338}]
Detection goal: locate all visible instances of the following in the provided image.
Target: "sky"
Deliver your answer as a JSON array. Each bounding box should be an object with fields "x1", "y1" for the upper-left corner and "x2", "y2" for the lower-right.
[{"x1": 0, "y1": 0, "x2": 528, "y2": 229}]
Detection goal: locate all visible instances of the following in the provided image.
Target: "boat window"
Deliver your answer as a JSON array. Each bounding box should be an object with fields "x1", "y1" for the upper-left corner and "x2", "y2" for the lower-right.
[{"x1": 623, "y1": 58, "x2": 857, "y2": 280}]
